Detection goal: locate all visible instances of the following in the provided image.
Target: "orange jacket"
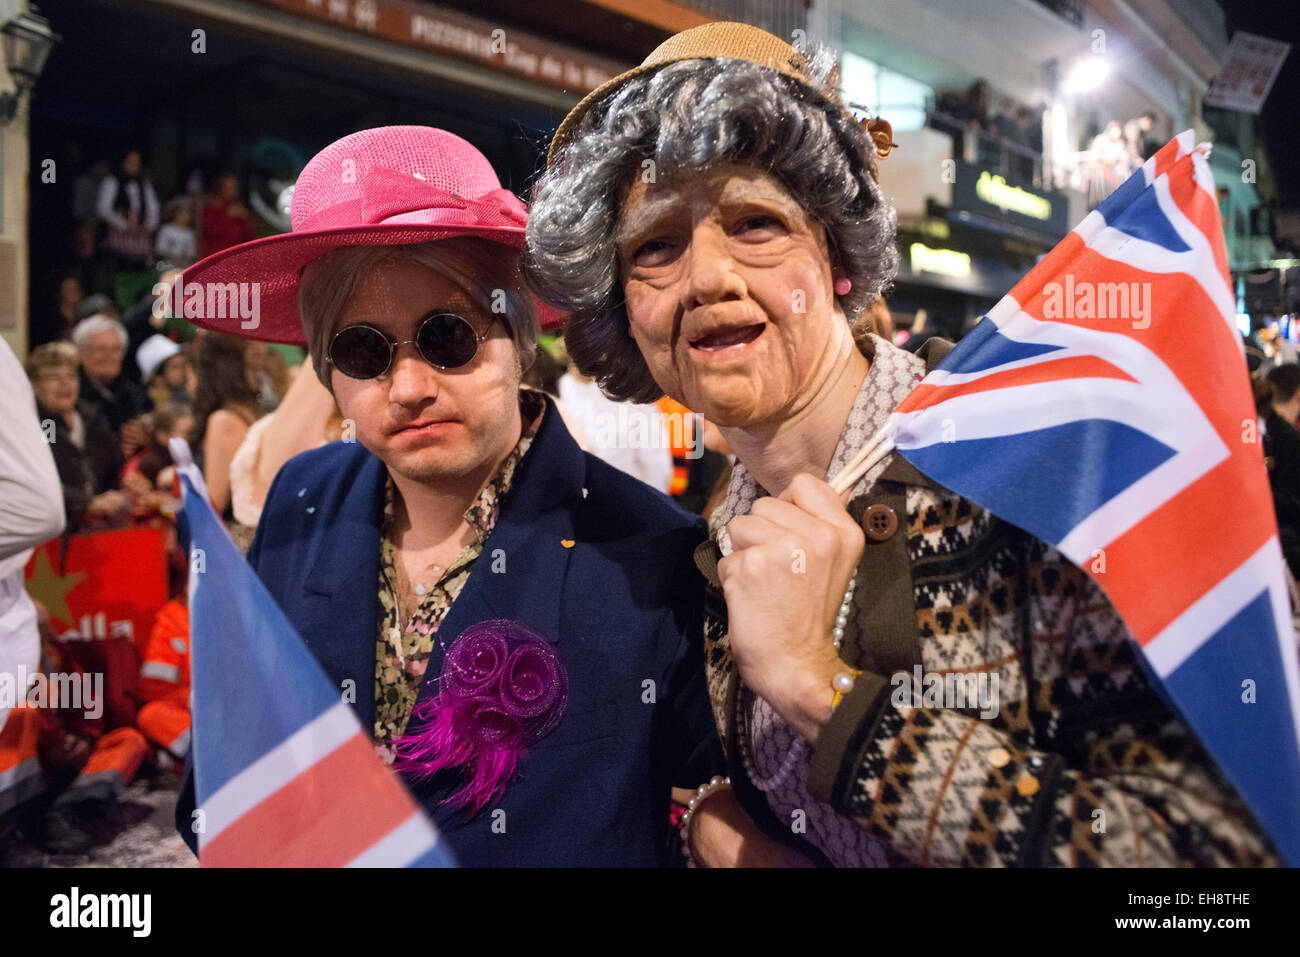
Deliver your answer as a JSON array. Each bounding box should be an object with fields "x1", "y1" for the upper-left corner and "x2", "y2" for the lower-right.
[
  {"x1": 138, "y1": 599, "x2": 190, "y2": 709},
  {"x1": 656, "y1": 396, "x2": 694, "y2": 497}
]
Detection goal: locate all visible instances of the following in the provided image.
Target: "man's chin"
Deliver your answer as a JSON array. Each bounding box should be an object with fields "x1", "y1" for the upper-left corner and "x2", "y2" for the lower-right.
[{"x1": 380, "y1": 445, "x2": 481, "y2": 486}]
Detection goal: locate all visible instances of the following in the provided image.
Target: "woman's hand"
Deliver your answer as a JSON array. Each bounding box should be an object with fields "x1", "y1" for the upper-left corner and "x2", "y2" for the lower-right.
[
  {"x1": 121, "y1": 468, "x2": 154, "y2": 501},
  {"x1": 717, "y1": 472, "x2": 864, "y2": 744},
  {"x1": 120, "y1": 418, "x2": 148, "y2": 459},
  {"x1": 686, "y1": 785, "x2": 816, "y2": 867},
  {"x1": 87, "y1": 489, "x2": 130, "y2": 517}
]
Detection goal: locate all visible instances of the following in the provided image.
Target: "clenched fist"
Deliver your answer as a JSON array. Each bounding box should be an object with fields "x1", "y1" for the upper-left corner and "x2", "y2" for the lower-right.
[{"x1": 717, "y1": 472, "x2": 864, "y2": 744}]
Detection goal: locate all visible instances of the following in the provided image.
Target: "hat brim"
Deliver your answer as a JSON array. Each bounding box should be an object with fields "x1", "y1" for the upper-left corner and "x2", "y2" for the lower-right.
[
  {"x1": 548, "y1": 61, "x2": 670, "y2": 167},
  {"x1": 178, "y1": 223, "x2": 529, "y2": 346}
]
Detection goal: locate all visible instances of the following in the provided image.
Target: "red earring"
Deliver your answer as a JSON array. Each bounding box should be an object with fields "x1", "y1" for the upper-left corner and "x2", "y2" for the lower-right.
[{"x1": 834, "y1": 277, "x2": 853, "y2": 296}]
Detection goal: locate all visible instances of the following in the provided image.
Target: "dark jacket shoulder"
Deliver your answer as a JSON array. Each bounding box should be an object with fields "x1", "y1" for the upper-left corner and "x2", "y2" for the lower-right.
[{"x1": 578, "y1": 451, "x2": 703, "y2": 533}]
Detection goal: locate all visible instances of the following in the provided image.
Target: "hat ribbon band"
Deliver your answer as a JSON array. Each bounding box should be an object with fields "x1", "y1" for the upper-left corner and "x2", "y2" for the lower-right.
[{"x1": 295, "y1": 166, "x2": 528, "y2": 232}]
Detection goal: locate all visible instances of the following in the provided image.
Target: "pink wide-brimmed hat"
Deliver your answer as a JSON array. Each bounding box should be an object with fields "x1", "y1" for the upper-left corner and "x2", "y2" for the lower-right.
[{"x1": 179, "y1": 125, "x2": 562, "y2": 344}]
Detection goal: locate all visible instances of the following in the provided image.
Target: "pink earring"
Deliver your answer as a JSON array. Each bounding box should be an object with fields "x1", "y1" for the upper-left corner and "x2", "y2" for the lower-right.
[{"x1": 834, "y1": 277, "x2": 853, "y2": 296}]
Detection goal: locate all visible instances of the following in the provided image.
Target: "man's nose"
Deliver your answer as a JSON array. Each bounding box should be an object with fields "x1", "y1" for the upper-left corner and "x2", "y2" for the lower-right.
[
  {"x1": 386, "y1": 342, "x2": 439, "y2": 405},
  {"x1": 682, "y1": 223, "x2": 743, "y2": 312}
]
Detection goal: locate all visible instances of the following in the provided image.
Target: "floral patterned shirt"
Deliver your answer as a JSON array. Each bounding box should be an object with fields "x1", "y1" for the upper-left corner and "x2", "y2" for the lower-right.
[{"x1": 373, "y1": 389, "x2": 546, "y2": 757}]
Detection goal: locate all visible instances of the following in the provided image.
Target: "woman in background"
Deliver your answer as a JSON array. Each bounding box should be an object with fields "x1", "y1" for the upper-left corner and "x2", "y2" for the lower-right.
[
  {"x1": 228, "y1": 357, "x2": 343, "y2": 529},
  {"x1": 26, "y1": 342, "x2": 127, "y2": 531},
  {"x1": 189, "y1": 331, "x2": 263, "y2": 521}
]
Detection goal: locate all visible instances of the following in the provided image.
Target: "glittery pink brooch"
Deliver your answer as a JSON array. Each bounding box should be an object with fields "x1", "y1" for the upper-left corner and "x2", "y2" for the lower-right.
[{"x1": 393, "y1": 619, "x2": 568, "y2": 815}]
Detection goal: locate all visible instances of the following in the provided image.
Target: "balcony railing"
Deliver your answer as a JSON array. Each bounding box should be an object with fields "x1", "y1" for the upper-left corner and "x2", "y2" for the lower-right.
[{"x1": 927, "y1": 109, "x2": 1044, "y2": 188}]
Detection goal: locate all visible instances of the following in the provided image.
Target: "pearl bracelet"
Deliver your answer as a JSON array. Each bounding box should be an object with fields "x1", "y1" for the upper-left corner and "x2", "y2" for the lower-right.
[
  {"x1": 831, "y1": 576, "x2": 857, "y2": 651},
  {"x1": 678, "y1": 775, "x2": 731, "y2": 866}
]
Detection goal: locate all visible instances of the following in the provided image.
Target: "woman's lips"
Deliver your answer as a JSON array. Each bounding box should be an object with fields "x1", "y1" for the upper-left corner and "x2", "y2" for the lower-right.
[{"x1": 689, "y1": 322, "x2": 765, "y2": 352}]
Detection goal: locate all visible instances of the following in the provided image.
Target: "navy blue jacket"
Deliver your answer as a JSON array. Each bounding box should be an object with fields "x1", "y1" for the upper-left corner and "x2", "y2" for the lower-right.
[{"x1": 178, "y1": 395, "x2": 722, "y2": 866}]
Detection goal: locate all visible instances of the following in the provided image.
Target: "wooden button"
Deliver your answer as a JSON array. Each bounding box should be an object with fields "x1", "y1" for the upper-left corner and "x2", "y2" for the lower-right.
[
  {"x1": 987, "y1": 747, "x2": 1010, "y2": 768},
  {"x1": 1016, "y1": 774, "x2": 1040, "y2": 797},
  {"x1": 863, "y1": 504, "x2": 898, "y2": 541}
]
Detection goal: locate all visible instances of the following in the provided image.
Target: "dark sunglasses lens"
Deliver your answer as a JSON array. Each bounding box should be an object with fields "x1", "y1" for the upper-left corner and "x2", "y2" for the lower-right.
[
  {"x1": 331, "y1": 326, "x2": 392, "y2": 379},
  {"x1": 417, "y1": 313, "x2": 479, "y2": 369}
]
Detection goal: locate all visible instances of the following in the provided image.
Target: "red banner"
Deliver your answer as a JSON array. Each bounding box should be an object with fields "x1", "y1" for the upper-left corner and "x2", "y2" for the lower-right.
[{"x1": 23, "y1": 529, "x2": 169, "y2": 661}]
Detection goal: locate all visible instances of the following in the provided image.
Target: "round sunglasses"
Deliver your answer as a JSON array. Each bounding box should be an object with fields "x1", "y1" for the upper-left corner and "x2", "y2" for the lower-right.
[{"x1": 326, "y1": 312, "x2": 497, "y2": 380}]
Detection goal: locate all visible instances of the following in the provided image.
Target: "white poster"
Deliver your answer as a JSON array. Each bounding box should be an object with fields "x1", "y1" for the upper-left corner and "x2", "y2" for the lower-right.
[{"x1": 1205, "y1": 30, "x2": 1291, "y2": 114}]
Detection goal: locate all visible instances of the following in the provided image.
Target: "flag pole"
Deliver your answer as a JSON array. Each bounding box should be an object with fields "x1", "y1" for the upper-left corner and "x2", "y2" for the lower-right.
[{"x1": 830, "y1": 428, "x2": 896, "y2": 496}]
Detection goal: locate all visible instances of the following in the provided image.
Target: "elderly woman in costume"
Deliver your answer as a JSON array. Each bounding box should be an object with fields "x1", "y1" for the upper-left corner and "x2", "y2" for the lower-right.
[{"x1": 525, "y1": 23, "x2": 1274, "y2": 867}]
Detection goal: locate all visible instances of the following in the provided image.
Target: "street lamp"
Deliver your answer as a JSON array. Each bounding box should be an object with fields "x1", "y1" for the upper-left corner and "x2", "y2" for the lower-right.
[
  {"x1": 0, "y1": 7, "x2": 59, "y2": 125},
  {"x1": 1064, "y1": 56, "x2": 1109, "y2": 95}
]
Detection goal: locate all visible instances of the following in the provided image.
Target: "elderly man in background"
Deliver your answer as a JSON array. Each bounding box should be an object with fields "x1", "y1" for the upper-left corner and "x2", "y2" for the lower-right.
[{"x1": 72, "y1": 315, "x2": 151, "y2": 459}]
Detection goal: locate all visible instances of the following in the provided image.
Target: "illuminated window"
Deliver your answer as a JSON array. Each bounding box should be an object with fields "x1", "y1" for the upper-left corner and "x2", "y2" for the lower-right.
[{"x1": 841, "y1": 51, "x2": 933, "y2": 132}]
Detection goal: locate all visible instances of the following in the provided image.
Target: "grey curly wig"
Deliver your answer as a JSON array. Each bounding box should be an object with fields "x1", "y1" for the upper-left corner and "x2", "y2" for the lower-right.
[{"x1": 523, "y1": 55, "x2": 898, "y2": 404}]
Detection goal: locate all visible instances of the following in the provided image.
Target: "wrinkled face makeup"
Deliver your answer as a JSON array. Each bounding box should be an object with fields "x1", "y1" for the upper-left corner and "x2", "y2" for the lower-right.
[
  {"x1": 617, "y1": 164, "x2": 841, "y2": 428},
  {"x1": 328, "y1": 258, "x2": 522, "y2": 486}
]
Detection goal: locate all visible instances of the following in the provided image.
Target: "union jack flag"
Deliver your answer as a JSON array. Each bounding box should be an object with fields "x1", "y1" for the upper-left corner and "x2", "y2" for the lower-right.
[
  {"x1": 172, "y1": 441, "x2": 453, "y2": 867},
  {"x1": 884, "y1": 132, "x2": 1300, "y2": 864}
]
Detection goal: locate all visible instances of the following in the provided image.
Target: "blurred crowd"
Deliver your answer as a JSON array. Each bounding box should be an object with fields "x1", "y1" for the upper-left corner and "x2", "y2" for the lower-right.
[
  {"x1": 1, "y1": 144, "x2": 277, "y2": 859},
  {"x1": 935, "y1": 79, "x2": 1046, "y2": 155},
  {"x1": 34, "y1": 147, "x2": 258, "y2": 349},
  {"x1": 1082, "y1": 112, "x2": 1159, "y2": 208},
  {"x1": 932, "y1": 79, "x2": 1046, "y2": 185},
  {"x1": 931, "y1": 77, "x2": 1159, "y2": 208},
  {"x1": 1248, "y1": 323, "x2": 1300, "y2": 584}
]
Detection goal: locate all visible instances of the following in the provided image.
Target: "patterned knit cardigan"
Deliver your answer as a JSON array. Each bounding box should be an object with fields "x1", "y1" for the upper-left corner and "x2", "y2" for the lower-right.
[{"x1": 694, "y1": 343, "x2": 1277, "y2": 868}]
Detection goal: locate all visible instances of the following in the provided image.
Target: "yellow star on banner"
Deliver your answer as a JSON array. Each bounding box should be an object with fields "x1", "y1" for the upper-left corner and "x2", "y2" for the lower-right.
[{"x1": 24, "y1": 547, "x2": 85, "y2": 627}]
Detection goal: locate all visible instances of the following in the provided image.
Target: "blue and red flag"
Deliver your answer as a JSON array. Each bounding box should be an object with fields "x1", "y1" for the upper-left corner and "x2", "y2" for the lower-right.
[
  {"x1": 883, "y1": 132, "x2": 1300, "y2": 863},
  {"x1": 172, "y1": 442, "x2": 453, "y2": 867}
]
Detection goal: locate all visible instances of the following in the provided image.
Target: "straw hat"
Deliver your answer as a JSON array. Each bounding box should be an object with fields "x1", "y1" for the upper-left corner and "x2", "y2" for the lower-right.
[{"x1": 547, "y1": 21, "x2": 894, "y2": 173}]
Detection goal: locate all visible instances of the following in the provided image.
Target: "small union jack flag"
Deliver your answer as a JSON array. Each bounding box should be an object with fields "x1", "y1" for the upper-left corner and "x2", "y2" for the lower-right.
[{"x1": 173, "y1": 441, "x2": 453, "y2": 867}]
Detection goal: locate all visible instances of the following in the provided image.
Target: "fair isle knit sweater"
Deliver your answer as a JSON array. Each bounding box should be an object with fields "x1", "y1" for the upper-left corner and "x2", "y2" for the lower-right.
[{"x1": 696, "y1": 335, "x2": 1275, "y2": 867}]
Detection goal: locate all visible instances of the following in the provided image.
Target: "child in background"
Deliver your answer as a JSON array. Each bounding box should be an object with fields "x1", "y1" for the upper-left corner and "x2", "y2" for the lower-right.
[
  {"x1": 138, "y1": 334, "x2": 193, "y2": 409},
  {"x1": 121, "y1": 402, "x2": 193, "y2": 500},
  {"x1": 154, "y1": 197, "x2": 197, "y2": 267}
]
